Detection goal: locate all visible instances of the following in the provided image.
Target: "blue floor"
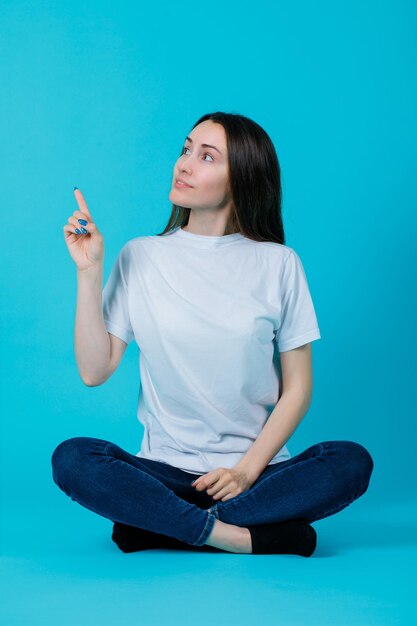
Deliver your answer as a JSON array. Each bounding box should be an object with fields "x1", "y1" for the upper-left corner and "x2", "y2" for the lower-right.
[{"x1": 1, "y1": 499, "x2": 416, "y2": 625}]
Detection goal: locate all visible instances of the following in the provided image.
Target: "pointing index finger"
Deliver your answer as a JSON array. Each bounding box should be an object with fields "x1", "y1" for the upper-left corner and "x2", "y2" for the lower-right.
[{"x1": 73, "y1": 187, "x2": 92, "y2": 220}]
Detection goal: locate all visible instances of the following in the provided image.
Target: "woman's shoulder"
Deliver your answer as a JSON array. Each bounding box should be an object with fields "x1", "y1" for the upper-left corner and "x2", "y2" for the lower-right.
[
  {"x1": 119, "y1": 233, "x2": 159, "y2": 251},
  {"x1": 115, "y1": 233, "x2": 172, "y2": 265},
  {"x1": 244, "y1": 237, "x2": 294, "y2": 263}
]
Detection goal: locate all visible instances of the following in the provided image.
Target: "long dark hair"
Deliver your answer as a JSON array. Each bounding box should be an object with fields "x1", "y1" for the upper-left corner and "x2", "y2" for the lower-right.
[{"x1": 156, "y1": 111, "x2": 285, "y2": 244}]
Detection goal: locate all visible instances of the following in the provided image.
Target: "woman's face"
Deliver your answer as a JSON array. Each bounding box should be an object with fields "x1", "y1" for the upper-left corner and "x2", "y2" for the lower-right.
[{"x1": 169, "y1": 120, "x2": 233, "y2": 212}]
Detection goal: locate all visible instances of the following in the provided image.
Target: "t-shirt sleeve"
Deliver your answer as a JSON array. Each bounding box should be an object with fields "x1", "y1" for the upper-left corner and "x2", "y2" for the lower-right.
[
  {"x1": 275, "y1": 249, "x2": 321, "y2": 352},
  {"x1": 102, "y1": 242, "x2": 135, "y2": 346}
]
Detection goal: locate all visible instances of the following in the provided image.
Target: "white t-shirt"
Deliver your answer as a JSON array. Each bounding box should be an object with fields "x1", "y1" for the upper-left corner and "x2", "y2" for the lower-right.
[{"x1": 102, "y1": 226, "x2": 321, "y2": 475}]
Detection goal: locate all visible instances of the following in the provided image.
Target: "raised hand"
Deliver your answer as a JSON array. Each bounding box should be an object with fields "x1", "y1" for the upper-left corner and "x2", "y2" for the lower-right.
[{"x1": 63, "y1": 188, "x2": 104, "y2": 271}]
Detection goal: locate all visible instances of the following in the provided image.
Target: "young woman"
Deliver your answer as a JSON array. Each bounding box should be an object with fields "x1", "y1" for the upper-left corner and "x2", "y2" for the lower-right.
[{"x1": 52, "y1": 112, "x2": 374, "y2": 556}]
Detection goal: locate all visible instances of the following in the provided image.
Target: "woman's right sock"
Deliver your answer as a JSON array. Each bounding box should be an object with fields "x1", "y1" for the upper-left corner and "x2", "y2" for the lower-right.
[{"x1": 111, "y1": 522, "x2": 221, "y2": 553}]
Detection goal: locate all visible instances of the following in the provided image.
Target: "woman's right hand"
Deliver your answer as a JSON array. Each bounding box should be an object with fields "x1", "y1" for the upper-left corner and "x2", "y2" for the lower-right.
[{"x1": 63, "y1": 188, "x2": 104, "y2": 271}]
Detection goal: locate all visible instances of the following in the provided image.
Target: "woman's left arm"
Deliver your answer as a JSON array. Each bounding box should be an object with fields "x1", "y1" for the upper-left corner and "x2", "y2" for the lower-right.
[
  {"x1": 234, "y1": 342, "x2": 314, "y2": 484},
  {"x1": 192, "y1": 343, "x2": 315, "y2": 501}
]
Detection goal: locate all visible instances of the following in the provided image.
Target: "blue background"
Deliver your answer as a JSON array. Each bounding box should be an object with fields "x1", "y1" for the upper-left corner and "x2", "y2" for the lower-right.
[{"x1": 1, "y1": 0, "x2": 416, "y2": 624}]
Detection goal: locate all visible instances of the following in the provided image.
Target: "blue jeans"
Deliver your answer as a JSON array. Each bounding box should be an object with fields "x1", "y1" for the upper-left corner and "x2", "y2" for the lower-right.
[{"x1": 51, "y1": 437, "x2": 374, "y2": 547}]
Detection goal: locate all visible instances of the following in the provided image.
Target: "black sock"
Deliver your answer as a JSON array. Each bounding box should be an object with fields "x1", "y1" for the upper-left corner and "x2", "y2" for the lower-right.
[{"x1": 248, "y1": 519, "x2": 317, "y2": 556}]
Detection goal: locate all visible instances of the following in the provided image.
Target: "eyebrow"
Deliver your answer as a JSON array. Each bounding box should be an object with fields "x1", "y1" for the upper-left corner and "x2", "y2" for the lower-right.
[{"x1": 185, "y1": 136, "x2": 222, "y2": 155}]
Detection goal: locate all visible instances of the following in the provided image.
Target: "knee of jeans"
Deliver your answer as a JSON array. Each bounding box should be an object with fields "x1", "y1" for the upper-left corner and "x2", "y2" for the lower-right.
[
  {"x1": 51, "y1": 437, "x2": 91, "y2": 487},
  {"x1": 361, "y1": 444, "x2": 374, "y2": 486},
  {"x1": 343, "y1": 441, "x2": 374, "y2": 491}
]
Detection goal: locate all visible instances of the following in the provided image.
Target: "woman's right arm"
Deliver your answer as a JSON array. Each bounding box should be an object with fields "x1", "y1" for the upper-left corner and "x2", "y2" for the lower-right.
[
  {"x1": 75, "y1": 265, "x2": 111, "y2": 386},
  {"x1": 64, "y1": 188, "x2": 127, "y2": 386}
]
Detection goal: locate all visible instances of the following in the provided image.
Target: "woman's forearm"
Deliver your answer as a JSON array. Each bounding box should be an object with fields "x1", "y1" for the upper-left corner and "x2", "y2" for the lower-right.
[
  {"x1": 74, "y1": 264, "x2": 111, "y2": 386},
  {"x1": 235, "y1": 390, "x2": 312, "y2": 483}
]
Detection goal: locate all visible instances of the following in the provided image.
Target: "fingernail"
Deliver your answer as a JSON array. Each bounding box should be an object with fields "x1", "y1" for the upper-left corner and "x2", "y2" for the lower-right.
[
  {"x1": 78, "y1": 219, "x2": 88, "y2": 225},
  {"x1": 80, "y1": 227, "x2": 87, "y2": 234},
  {"x1": 75, "y1": 229, "x2": 81, "y2": 234},
  {"x1": 74, "y1": 186, "x2": 78, "y2": 190},
  {"x1": 191, "y1": 480, "x2": 196, "y2": 486}
]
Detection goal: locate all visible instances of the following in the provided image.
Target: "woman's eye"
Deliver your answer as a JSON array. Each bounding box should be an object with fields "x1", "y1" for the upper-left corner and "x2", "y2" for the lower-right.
[{"x1": 181, "y1": 146, "x2": 214, "y2": 162}]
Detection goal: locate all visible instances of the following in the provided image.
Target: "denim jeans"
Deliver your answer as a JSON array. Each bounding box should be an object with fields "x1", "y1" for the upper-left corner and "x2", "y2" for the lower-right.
[{"x1": 51, "y1": 437, "x2": 374, "y2": 547}]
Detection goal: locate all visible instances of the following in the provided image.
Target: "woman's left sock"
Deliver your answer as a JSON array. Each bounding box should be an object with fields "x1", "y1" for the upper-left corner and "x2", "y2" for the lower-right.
[{"x1": 247, "y1": 519, "x2": 317, "y2": 556}]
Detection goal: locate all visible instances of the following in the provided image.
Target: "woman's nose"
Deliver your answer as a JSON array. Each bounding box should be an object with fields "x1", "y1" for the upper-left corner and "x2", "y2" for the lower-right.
[{"x1": 181, "y1": 163, "x2": 192, "y2": 174}]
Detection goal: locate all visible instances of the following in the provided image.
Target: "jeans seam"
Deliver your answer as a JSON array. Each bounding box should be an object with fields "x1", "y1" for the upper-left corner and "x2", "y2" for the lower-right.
[
  {"x1": 193, "y1": 511, "x2": 216, "y2": 546},
  {"x1": 305, "y1": 476, "x2": 370, "y2": 523},
  {"x1": 307, "y1": 493, "x2": 358, "y2": 522}
]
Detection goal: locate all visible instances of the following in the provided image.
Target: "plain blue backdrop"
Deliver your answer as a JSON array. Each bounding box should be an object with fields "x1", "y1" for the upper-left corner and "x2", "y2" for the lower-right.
[{"x1": 1, "y1": 0, "x2": 416, "y2": 624}]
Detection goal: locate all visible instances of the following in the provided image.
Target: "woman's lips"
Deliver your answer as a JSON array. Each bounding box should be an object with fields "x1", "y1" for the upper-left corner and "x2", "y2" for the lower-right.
[{"x1": 175, "y1": 181, "x2": 192, "y2": 188}]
